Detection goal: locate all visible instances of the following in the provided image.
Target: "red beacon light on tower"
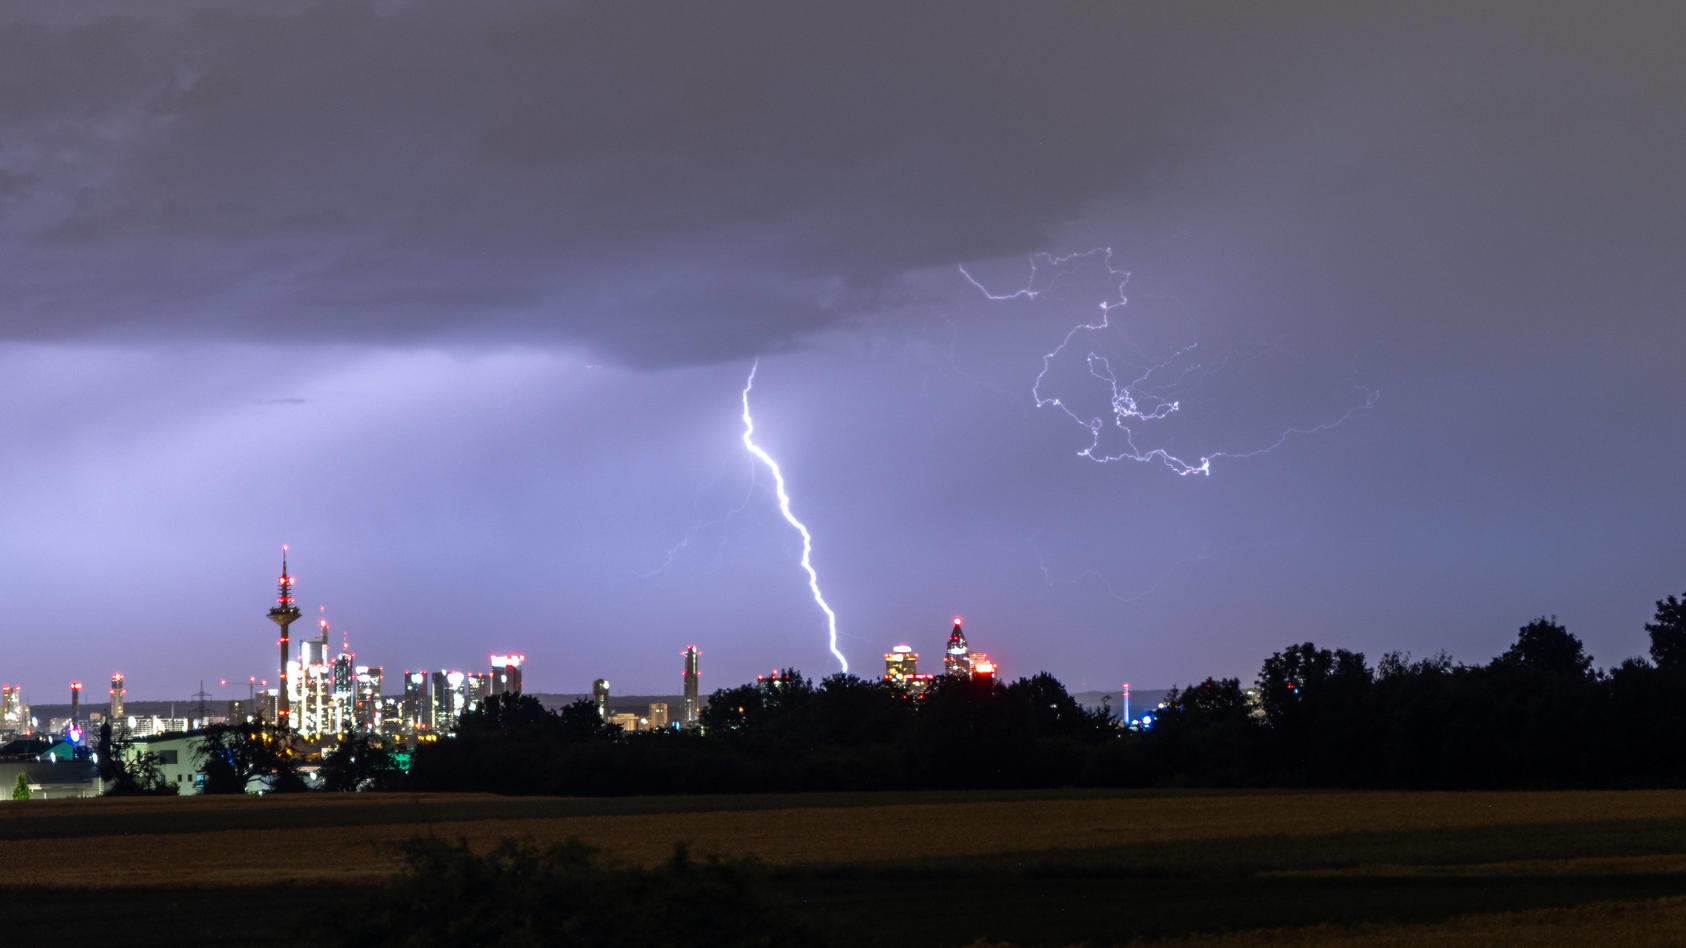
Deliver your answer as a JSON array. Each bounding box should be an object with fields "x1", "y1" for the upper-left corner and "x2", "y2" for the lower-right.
[{"x1": 953, "y1": 616, "x2": 963, "y2": 627}]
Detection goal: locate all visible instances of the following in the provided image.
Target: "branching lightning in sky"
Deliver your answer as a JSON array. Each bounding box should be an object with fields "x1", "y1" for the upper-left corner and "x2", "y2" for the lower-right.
[
  {"x1": 1031, "y1": 539, "x2": 1168, "y2": 605},
  {"x1": 740, "y1": 359, "x2": 848, "y2": 673},
  {"x1": 637, "y1": 465, "x2": 759, "y2": 580},
  {"x1": 960, "y1": 248, "x2": 1377, "y2": 476}
]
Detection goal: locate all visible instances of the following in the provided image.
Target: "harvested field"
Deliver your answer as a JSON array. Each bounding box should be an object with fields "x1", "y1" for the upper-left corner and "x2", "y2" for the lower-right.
[{"x1": 7, "y1": 788, "x2": 1686, "y2": 945}]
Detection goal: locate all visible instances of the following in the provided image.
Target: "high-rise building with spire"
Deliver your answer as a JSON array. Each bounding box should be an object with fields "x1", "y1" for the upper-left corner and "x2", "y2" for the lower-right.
[
  {"x1": 682, "y1": 645, "x2": 700, "y2": 726},
  {"x1": 267, "y1": 546, "x2": 301, "y2": 731},
  {"x1": 944, "y1": 616, "x2": 971, "y2": 677},
  {"x1": 332, "y1": 618, "x2": 356, "y2": 733}
]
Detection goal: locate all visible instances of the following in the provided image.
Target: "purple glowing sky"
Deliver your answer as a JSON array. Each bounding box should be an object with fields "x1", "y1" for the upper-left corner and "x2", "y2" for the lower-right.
[{"x1": 1, "y1": 1, "x2": 1683, "y2": 701}]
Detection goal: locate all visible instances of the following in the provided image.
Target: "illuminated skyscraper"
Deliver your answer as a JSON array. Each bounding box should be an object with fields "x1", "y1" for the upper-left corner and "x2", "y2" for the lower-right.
[
  {"x1": 355, "y1": 666, "x2": 384, "y2": 732},
  {"x1": 944, "y1": 617, "x2": 971, "y2": 677},
  {"x1": 109, "y1": 673, "x2": 125, "y2": 723},
  {"x1": 266, "y1": 547, "x2": 301, "y2": 731},
  {"x1": 68, "y1": 681, "x2": 82, "y2": 730},
  {"x1": 296, "y1": 610, "x2": 334, "y2": 736},
  {"x1": 682, "y1": 646, "x2": 700, "y2": 726},
  {"x1": 403, "y1": 671, "x2": 427, "y2": 732},
  {"x1": 1, "y1": 686, "x2": 28, "y2": 737},
  {"x1": 331, "y1": 616, "x2": 355, "y2": 733},
  {"x1": 648, "y1": 703, "x2": 668, "y2": 729},
  {"x1": 884, "y1": 645, "x2": 918, "y2": 680},
  {"x1": 593, "y1": 679, "x2": 610, "y2": 719},
  {"x1": 428, "y1": 671, "x2": 450, "y2": 732},
  {"x1": 464, "y1": 672, "x2": 491, "y2": 712},
  {"x1": 883, "y1": 645, "x2": 933, "y2": 696},
  {"x1": 490, "y1": 655, "x2": 524, "y2": 696}
]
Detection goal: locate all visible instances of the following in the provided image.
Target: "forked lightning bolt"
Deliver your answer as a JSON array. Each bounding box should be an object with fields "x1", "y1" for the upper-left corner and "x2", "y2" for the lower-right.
[
  {"x1": 741, "y1": 360, "x2": 848, "y2": 673},
  {"x1": 960, "y1": 248, "x2": 1376, "y2": 475}
]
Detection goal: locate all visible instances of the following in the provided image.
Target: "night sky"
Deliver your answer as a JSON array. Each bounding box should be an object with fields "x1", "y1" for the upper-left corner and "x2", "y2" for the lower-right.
[{"x1": 3, "y1": 2, "x2": 1682, "y2": 701}]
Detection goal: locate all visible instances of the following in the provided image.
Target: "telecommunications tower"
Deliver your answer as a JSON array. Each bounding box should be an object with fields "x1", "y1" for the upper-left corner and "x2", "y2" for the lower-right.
[{"x1": 267, "y1": 546, "x2": 301, "y2": 730}]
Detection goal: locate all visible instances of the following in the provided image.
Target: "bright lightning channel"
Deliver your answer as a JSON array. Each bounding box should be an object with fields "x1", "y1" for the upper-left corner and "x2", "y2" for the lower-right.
[
  {"x1": 960, "y1": 248, "x2": 1377, "y2": 476},
  {"x1": 740, "y1": 359, "x2": 848, "y2": 673}
]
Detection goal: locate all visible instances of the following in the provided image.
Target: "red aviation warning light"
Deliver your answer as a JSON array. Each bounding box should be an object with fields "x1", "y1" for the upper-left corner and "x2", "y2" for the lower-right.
[{"x1": 953, "y1": 616, "x2": 963, "y2": 627}]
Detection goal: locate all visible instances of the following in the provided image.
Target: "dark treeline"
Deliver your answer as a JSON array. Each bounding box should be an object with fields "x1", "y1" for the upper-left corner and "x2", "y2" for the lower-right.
[
  {"x1": 409, "y1": 671, "x2": 1113, "y2": 794},
  {"x1": 404, "y1": 592, "x2": 1686, "y2": 794}
]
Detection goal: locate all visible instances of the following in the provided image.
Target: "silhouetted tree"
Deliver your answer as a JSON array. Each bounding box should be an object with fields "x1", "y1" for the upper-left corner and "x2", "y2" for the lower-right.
[
  {"x1": 1000, "y1": 672, "x2": 1113, "y2": 741},
  {"x1": 698, "y1": 669, "x2": 815, "y2": 739},
  {"x1": 1257, "y1": 643, "x2": 1371, "y2": 727},
  {"x1": 319, "y1": 733, "x2": 400, "y2": 791},
  {"x1": 1647, "y1": 593, "x2": 1686, "y2": 672},
  {"x1": 1498, "y1": 616, "x2": 1593, "y2": 678},
  {"x1": 1164, "y1": 677, "x2": 1251, "y2": 724},
  {"x1": 556, "y1": 697, "x2": 621, "y2": 743},
  {"x1": 196, "y1": 723, "x2": 305, "y2": 793},
  {"x1": 1147, "y1": 677, "x2": 1261, "y2": 784},
  {"x1": 1256, "y1": 643, "x2": 1373, "y2": 784},
  {"x1": 455, "y1": 692, "x2": 554, "y2": 740},
  {"x1": 105, "y1": 750, "x2": 178, "y2": 796},
  {"x1": 811, "y1": 674, "x2": 912, "y2": 746}
]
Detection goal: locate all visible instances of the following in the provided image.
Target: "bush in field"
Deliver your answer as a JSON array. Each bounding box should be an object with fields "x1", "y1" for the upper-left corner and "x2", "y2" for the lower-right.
[{"x1": 342, "y1": 836, "x2": 835, "y2": 948}]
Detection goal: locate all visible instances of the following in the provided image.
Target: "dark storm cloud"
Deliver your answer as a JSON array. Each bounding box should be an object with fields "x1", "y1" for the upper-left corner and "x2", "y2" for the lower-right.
[{"x1": 1, "y1": 1, "x2": 1681, "y2": 367}]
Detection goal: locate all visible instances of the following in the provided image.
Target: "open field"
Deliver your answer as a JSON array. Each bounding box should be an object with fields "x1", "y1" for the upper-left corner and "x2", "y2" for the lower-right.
[{"x1": 8, "y1": 788, "x2": 1686, "y2": 945}]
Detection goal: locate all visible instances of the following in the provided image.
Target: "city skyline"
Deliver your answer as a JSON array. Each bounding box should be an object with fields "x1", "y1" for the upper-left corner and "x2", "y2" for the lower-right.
[{"x1": 2, "y1": 2, "x2": 1683, "y2": 700}]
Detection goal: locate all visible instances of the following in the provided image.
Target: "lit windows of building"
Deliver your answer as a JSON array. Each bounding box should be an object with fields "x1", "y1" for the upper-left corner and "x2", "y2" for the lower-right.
[
  {"x1": 884, "y1": 645, "x2": 918, "y2": 680},
  {"x1": 682, "y1": 646, "x2": 700, "y2": 726},
  {"x1": 403, "y1": 671, "x2": 427, "y2": 732}
]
